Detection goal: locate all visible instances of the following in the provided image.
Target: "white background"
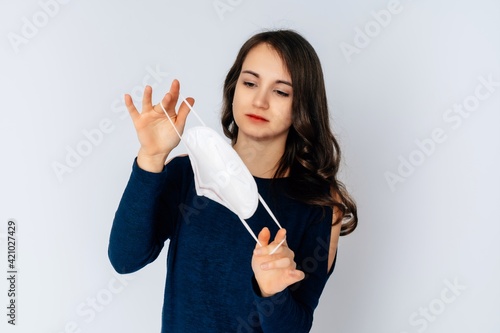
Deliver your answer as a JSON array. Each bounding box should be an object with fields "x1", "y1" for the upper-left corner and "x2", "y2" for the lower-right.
[{"x1": 1, "y1": 0, "x2": 499, "y2": 332}]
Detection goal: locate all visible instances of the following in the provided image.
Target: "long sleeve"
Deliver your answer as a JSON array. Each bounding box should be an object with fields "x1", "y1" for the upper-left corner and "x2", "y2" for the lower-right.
[
  {"x1": 251, "y1": 207, "x2": 335, "y2": 332},
  {"x1": 108, "y1": 157, "x2": 188, "y2": 274},
  {"x1": 108, "y1": 156, "x2": 337, "y2": 332}
]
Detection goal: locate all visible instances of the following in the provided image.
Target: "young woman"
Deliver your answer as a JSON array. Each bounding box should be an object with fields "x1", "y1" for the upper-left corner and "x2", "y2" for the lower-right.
[{"x1": 109, "y1": 29, "x2": 357, "y2": 332}]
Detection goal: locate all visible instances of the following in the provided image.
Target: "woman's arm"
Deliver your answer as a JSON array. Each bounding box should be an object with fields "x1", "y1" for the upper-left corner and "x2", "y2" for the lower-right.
[
  {"x1": 108, "y1": 80, "x2": 194, "y2": 273},
  {"x1": 108, "y1": 157, "x2": 188, "y2": 274},
  {"x1": 251, "y1": 208, "x2": 340, "y2": 332}
]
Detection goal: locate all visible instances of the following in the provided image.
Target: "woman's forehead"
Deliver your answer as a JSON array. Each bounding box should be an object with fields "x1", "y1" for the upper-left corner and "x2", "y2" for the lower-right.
[{"x1": 241, "y1": 43, "x2": 291, "y2": 82}]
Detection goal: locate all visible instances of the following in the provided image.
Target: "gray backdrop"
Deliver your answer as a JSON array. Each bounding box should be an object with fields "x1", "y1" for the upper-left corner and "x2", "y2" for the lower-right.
[{"x1": 1, "y1": 0, "x2": 499, "y2": 332}]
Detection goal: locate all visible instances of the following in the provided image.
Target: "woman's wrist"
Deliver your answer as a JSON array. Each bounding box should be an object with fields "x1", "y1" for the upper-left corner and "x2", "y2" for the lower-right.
[
  {"x1": 137, "y1": 148, "x2": 170, "y2": 173},
  {"x1": 252, "y1": 275, "x2": 277, "y2": 298}
]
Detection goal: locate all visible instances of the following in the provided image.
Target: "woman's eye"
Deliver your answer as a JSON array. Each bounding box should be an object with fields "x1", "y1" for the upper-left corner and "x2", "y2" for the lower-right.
[
  {"x1": 275, "y1": 90, "x2": 290, "y2": 97},
  {"x1": 243, "y1": 81, "x2": 256, "y2": 88}
]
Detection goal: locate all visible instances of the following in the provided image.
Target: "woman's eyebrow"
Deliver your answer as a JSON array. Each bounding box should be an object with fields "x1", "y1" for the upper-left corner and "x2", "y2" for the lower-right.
[{"x1": 241, "y1": 70, "x2": 292, "y2": 87}]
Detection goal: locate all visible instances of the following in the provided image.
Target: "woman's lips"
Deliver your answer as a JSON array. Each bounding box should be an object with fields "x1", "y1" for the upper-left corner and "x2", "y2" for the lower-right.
[{"x1": 246, "y1": 114, "x2": 268, "y2": 122}]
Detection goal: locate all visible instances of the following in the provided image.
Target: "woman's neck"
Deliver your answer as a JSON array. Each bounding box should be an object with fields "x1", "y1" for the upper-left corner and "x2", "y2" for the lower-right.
[{"x1": 233, "y1": 136, "x2": 286, "y2": 179}]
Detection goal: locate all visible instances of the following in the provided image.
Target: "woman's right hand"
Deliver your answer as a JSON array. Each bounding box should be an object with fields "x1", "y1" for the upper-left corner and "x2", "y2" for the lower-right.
[{"x1": 125, "y1": 79, "x2": 194, "y2": 172}]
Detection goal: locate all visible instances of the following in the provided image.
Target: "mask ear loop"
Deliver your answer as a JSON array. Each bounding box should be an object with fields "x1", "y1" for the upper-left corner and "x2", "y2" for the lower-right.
[
  {"x1": 258, "y1": 194, "x2": 285, "y2": 254},
  {"x1": 157, "y1": 94, "x2": 206, "y2": 139},
  {"x1": 159, "y1": 102, "x2": 182, "y2": 141},
  {"x1": 160, "y1": 95, "x2": 285, "y2": 253},
  {"x1": 179, "y1": 94, "x2": 206, "y2": 127}
]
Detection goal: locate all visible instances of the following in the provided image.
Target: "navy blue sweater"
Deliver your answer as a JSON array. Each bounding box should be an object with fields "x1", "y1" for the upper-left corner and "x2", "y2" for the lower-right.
[{"x1": 108, "y1": 156, "x2": 335, "y2": 332}]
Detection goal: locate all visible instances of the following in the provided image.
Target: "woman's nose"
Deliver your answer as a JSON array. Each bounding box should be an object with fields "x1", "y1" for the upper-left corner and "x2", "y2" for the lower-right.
[{"x1": 252, "y1": 88, "x2": 269, "y2": 109}]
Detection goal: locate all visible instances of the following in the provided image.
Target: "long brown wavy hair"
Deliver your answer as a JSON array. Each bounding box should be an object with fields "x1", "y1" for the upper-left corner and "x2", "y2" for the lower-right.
[{"x1": 221, "y1": 30, "x2": 357, "y2": 236}]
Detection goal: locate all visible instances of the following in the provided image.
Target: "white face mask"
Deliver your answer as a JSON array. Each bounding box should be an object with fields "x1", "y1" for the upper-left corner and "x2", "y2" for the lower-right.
[
  {"x1": 160, "y1": 96, "x2": 284, "y2": 252},
  {"x1": 183, "y1": 125, "x2": 258, "y2": 219}
]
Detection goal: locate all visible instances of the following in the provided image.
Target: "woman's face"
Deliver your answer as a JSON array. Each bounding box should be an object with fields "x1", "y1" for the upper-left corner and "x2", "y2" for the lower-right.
[{"x1": 232, "y1": 43, "x2": 293, "y2": 144}]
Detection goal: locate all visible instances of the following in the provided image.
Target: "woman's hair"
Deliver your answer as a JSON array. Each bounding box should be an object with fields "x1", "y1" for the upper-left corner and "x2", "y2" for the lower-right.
[{"x1": 221, "y1": 29, "x2": 357, "y2": 236}]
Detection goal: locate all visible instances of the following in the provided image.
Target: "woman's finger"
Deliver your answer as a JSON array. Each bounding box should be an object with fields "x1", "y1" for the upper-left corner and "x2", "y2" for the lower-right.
[
  {"x1": 165, "y1": 80, "x2": 180, "y2": 111},
  {"x1": 141, "y1": 85, "x2": 153, "y2": 111},
  {"x1": 268, "y1": 229, "x2": 287, "y2": 254},
  {"x1": 124, "y1": 94, "x2": 140, "y2": 122},
  {"x1": 175, "y1": 97, "x2": 195, "y2": 130},
  {"x1": 255, "y1": 227, "x2": 271, "y2": 250},
  {"x1": 260, "y1": 257, "x2": 292, "y2": 270},
  {"x1": 272, "y1": 229, "x2": 287, "y2": 245},
  {"x1": 288, "y1": 269, "x2": 305, "y2": 282},
  {"x1": 154, "y1": 92, "x2": 172, "y2": 116}
]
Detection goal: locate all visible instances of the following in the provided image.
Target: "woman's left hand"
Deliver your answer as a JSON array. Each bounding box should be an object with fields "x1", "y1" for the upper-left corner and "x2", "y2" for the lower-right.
[{"x1": 251, "y1": 228, "x2": 305, "y2": 297}]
